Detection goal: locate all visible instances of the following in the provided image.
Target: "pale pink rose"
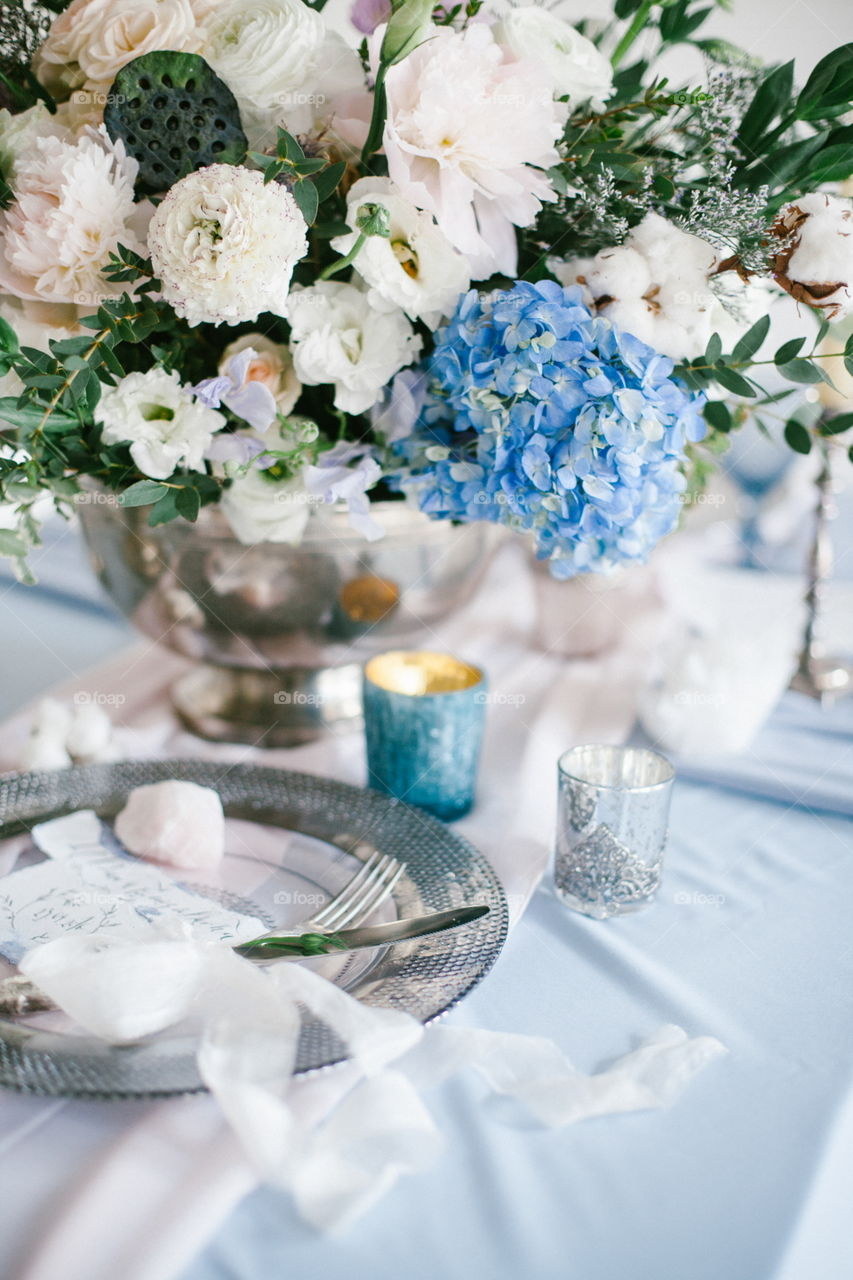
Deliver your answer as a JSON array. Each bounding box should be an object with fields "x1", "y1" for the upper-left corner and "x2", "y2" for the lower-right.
[
  {"x1": 34, "y1": 0, "x2": 202, "y2": 98},
  {"x1": 220, "y1": 334, "x2": 302, "y2": 415},
  {"x1": 381, "y1": 23, "x2": 563, "y2": 278}
]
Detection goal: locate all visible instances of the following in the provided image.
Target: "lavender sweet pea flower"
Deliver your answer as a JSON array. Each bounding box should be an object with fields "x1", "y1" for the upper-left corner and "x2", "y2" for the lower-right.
[
  {"x1": 205, "y1": 432, "x2": 268, "y2": 467},
  {"x1": 370, "y1": 368, "x2": 428, "y2": 444},
  {"x1": 195, "y1": 349, "x2": 278, "y2": 432},
  {"x1": 303, "y1": 443, "x2": 384, "y2": 541},
  {"x1": 351, "y1": 0, "x2": 391, "y2": 35}
]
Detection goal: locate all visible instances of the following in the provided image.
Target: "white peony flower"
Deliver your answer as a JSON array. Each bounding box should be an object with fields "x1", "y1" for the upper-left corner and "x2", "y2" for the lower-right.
[
  {"x1": 554, "y1": 212, "x2": 741, "y2": 360},
  {"x1": 147, "y1": 165, "x2": 308, "y2": 327},
  {"x1": 220, "y1": 333, "x2": 301, "y2": 415},
  {"x1": 33, "y1": 0, "x2": 204, "y2": 98},
  {"x1": 772, "y1": 193, "x2": 853, "y2": 318},
  {"x1": 331, "y1": 177, "x2": 470, "y2": 327},
  {"x1": 494, "y1": 6, "x2": 613, "y2": 106},
  {"x1": 95, "y1": 368, "x2": 226, "y2": 480},
  {"x1": 382, "y1": 22, "x2": 563, "y2": 278},
  {"x1": 287, "y1": 281, "x2": 421, "y2": 414},
  {"x1": 0, "y1": 128, "x2": 146, "y2": 309}
]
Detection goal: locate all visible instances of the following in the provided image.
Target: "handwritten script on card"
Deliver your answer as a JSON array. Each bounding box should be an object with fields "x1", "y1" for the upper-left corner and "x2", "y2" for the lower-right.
[{"x1": 0, "y1": 811, "x2": 264, "y2": 963}]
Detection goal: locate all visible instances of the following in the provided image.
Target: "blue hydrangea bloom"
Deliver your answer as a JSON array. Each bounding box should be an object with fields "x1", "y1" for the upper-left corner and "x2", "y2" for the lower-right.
[{"x1": 390, "y1": 281, "x2": 707, "y2": 577}]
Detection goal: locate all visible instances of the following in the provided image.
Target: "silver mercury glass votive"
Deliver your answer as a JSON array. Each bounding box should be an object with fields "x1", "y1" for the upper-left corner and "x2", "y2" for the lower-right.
[{"x1": 554, "y1": 745, "x2": 675, "y2": 919}]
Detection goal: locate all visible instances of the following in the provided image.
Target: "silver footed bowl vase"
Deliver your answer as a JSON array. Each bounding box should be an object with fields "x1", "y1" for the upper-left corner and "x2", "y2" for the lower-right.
[{"x1": 77, "y1": 494, "x2": 491, "y2": 746}]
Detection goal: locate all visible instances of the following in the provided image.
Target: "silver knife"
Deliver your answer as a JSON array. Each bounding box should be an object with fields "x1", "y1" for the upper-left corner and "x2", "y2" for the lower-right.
[
  {"x1": 235, "y1": 903, "x2": 490, "y2": 963},
  {"x1": 0, "y1": 904, "x2": 490, "y2": 1018}
]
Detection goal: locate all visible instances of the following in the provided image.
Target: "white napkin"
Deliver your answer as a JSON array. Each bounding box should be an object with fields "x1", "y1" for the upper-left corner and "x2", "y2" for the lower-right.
[{"x1": 19, "y1": 929, "x2": 727, "y2": 1235}]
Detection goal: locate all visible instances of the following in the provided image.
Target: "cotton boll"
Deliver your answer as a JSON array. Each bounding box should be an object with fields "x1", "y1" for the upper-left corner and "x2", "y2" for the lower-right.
[
  {"x1": 583, "y1": 246, "x2": 651, "y2": 302},
  {"x1": 65, "y1": 703, "x2": 115, "y2": 764},
  {"x1": 774, "y1": 193, "x2": 853, "y2": 317},
  {"x1": 602, "y1": 299, "x2": 659, "y2": 349},
  {"x1": 114, "y1": 780, "x2": 226, "y2": 871},
  {"x1": 30, "y1": 698, "x2": 73, "y2": 741},
  {"x1": 20, "y1": 732, "x2": 72, "y2": 771},
  {"x1": 630, "y1": 212, "x2": 716, "y2": 281},
  {"x1": 557, "y1": 213, "x2": 722, "y2": 359}
]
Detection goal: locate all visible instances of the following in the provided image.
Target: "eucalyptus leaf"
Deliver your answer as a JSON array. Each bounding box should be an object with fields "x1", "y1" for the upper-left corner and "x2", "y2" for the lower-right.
[
  {"x1": 784, "y1": 420, "x2": 812, "y2": 454},
  {"x1": 777, "y1": 358, "x2": 823, "y2": 384},
  {"x1": 819, "y1": 413, "x2": 853, "y2": 436},
  {"x1": 775, "y1": 337, "x2": 805, "y2": 365},
  {"x1": 118, "y1": 480, "x2": 168, "y2": 507},
  {"x1": 713, "y1": 366, "x2": 757, "y2": 397},
  {"x1": 731, "y1": 314, "x2": 770, "y2": 363},
  {"x1": 703, "y1": 400, "x2": 732, "y2": 432}
]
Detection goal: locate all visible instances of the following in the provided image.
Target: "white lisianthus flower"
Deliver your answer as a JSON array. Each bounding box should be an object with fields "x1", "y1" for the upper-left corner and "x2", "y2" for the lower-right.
[
  {"x1": 33, "y1": 0, "x2": 204, "y2": 99},
  {"x1": 95, "y1": 368, "x2": 226, "y2": 480},
  {"x1": 219, "y1": 334, "x2": 301, "y2": 415},
  {"x1": 147, "y1": 165, "x2": 308, "y2": 327},
  {"x1": 0, "y1": 128, "x2": 146, "y2": 308},
  {"x1": 287, "y1": 281, "x2": 422, "y2": 414},
  {"x1": 772, "y1": 193, "x2": 853, "y2": 318},
  {"x1": 331, "y1": 178, "x2": 470, "y2": 327},
  {"x1": 382, "y1": 23, "x2": 563, "y2": 278},
  {"x1": 221, "y1": 468, "x2": 312, "y2": 545},
  {"x1": 219, "y1": 419, "x2": 314, "y2": 545},
  {"x1": 494, "y1": 6, "x2": 613, "y2": 106}
]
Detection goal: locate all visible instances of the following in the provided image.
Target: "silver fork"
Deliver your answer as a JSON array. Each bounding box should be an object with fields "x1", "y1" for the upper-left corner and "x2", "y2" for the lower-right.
[{"x1": 255, "y1": 848, "x2": 404, "y2": 943}]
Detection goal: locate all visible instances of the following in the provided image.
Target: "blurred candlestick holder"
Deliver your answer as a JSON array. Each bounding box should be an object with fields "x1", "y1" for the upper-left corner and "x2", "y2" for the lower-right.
[{"x1": 789, "y1": 425, "x2": 853, "y2": 706}]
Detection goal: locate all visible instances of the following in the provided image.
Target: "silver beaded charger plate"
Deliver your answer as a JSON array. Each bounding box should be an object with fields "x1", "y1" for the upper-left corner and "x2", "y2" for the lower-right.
[{"x1": 0, "y1": 760, "x2": 508, "y2": 1099}]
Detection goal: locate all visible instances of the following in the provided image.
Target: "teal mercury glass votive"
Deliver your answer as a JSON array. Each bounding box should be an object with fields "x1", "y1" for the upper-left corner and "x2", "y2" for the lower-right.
[{"x1": 363, "y1": 650, "x2": 486, "y2": 821}]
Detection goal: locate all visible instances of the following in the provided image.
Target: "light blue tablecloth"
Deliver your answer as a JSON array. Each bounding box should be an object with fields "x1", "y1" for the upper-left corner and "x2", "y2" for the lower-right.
[
  {"x1": 1, "y1": 520, "x2": 852, "y2": 1280},
  {"x1": 181, "y1": 688, "x2": 853, "y2": 1280}
]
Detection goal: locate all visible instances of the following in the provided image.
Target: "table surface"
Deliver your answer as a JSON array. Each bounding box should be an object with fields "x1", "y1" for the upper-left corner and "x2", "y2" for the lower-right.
[{"x1": 1, "y1": 518, "x2": 852, "y2": 1280}]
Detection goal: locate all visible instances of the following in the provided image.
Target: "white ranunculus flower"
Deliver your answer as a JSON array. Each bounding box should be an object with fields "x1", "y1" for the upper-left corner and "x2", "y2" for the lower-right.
[
  {"x1": 95, "y1": 368, "x2": 226, "y2": 480},
  {"x1": 200, "y1": 0, "x2": 326, "y2": 113},
  {"x1": 220, "y1": 333, "x2": 301, "y2": 415},
  {"x1": 331, "y1": 177, "x2": 470, "y2": 327},
  {"x1": 494, "y1": 6, "x2": 613, "y2": 106},
  {"x1": 382, "y1": 23, "x2": 563, "y2": 278},
  {"x1": 238, "y1": 31, "x2": 367, "y2": 149},
  {"x1": 221, "y1": 469, "x2": 312, "y2": 545},
  {"x1": 0, "y1": 128, "x2": 146, "y2": 309},
  {"x1": 147, "y1": 165, "x2": 308, "y2": 327},
  {"x1": 287, "y1": 281, "x2": 422, "y2": 415},
  {"x1": 33, "y1": 0, "x2": 203, "y2": 98}
]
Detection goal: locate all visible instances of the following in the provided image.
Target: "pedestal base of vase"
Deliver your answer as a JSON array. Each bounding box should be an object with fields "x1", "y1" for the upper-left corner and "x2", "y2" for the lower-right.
[{"x1": 172, "y1": 662, "x2": 364, "y2": 747}]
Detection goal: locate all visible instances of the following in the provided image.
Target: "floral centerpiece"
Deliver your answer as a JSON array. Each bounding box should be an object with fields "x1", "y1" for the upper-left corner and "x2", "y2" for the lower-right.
[{"x1": 1, "y1": 0, "x2": 852, "y2": 584}]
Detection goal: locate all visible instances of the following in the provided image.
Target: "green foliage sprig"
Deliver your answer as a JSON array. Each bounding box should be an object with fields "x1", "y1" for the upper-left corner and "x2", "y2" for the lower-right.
[{"x1": 247, "y1": 128, "x2": 346, "y2": 225}]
